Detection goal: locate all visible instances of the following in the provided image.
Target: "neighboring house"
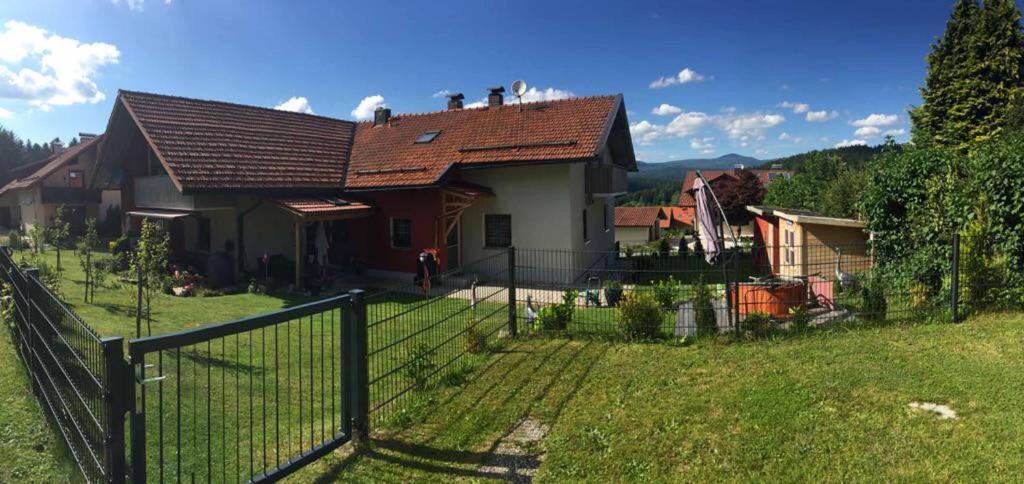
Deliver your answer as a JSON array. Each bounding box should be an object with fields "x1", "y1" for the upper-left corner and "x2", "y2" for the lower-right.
[
  {"x1": 94, "y1": 88, "x2": 635, "y2": 286},
  {"x1": 614, "y1": 206, "x2": 665, "y2": 246},
  {"x1": 0, "y1": 135, "x2": 111, "y2": 235},
  {"x1": 659, "y1": 206, "x2": 692, "y2": 232},
  {"x1": 747, "y1": 205, "x2": 870, "y2": 278},
  {"x1": 678, "y1": 167, "x2": 794, "y2": 239}
]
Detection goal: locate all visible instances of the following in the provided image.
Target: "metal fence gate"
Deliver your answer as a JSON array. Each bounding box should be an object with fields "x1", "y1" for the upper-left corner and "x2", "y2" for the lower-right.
[{"x1": 127, "y1": 290, "x2": 368, "y2": 483}]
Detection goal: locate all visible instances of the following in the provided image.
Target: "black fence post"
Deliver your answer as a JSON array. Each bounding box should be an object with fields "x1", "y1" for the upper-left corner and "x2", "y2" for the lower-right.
[
  {"x1": 129, "y1": 347, "x2": 146, "y2": 484},
  {"x1": 24, "y1": 268, "x2": 39, "y2": 396},
  {"x1": 344, "y1": 289, "x2": 369, "y2": 444},
  {"x1": 101, "y1": 336, "x2": 127, "y2": 484},
  {"x1": 507, "y1": 247, "x2": 517, "y2": 337},
  {"x1": 951, "y1": 233, "x2": 960, "y2": 323}
]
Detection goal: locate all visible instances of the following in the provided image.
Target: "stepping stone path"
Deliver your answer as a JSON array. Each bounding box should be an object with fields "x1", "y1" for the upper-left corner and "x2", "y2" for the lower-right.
[{"x1": 479, "y1": 417, "x2": 550, "y2": 482}]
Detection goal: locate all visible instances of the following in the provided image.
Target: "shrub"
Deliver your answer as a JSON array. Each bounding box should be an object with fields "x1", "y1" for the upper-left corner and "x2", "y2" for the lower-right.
[
  {"x1": 742, "y1": 312, "x2": 778, "y2": 338},
  {"x1": 465, "y1": 324, "x2": 487, "y2": 353},
  {"x1": 100, "y1": 205, "x2": 122, "y2": 237},
  {"x1": 402, "y1": 342, "x2": 437, "y2": 390},
  {"x1": 109, "y1": 235, "x2": 131, "y2": 272},
  {"x1": 651, "y1": 277, "x2": 681, "y2": 308},
  {"x1": 658, "y1": 237, "x2": 670, "y2": 258},
  {"x1": 617, "y1": 291, "x2": 663, "y2": 340},
  {"x1": 788, "y1": 305, "x2": 812, "y2": 331},
  {"x1": 7, "y1": 231, "x2": 22, "y2": 251},
  {"x1": 692, "y1": 278, "x2": 717, "y2": 335},
  {"x1": 538, "y1": 289, "x2": 577, "y2": 331},
  {"x1": 859, "y1": 276, "x2": 888, "y2": 323},
  {"x1": 603, "y1": 280, "x2": 624, "y2": 307}
]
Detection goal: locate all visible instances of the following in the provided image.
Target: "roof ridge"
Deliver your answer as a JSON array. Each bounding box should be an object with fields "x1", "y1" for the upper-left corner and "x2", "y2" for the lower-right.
[
  {"x1": 118, "y1": 89, "x2": 355, "y2": 125},
  {"x1": 353, "y1": 94, "x2": 620, "y2": 123}
]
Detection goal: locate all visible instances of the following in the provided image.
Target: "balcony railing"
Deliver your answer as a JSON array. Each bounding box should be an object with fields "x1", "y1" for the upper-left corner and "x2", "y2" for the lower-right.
[{"x1": 585, "y1": 163, "x2": 628, "y2": 196}]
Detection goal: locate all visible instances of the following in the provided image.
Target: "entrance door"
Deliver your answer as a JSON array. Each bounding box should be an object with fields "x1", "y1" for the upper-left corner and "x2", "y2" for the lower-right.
[{"x1": 446, "y1": 219, "x2": 460, "y2": 271}]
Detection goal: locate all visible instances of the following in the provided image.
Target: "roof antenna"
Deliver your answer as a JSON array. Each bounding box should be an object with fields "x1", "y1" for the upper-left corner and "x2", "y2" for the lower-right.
[{"x1": 511, "y1": 79, "x2": 527, "y2": 112}]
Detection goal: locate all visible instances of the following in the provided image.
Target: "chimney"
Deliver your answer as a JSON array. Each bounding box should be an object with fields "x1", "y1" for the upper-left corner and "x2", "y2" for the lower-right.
[
  {"x1": 734, "y1": 163, "x2": 745, "y2": 170},
  {"x1": 51, "y1": 139, "x2": 65, "y2": 154},
  {"x1": 373, "y1": 106, "x2": 391, "y2": 127},
  {"x1": 447, "y1": 93, "x2": 465, "y2": 110},
  {"x1": 487, "y1": 86, "x2": 505, "y2": 107}
]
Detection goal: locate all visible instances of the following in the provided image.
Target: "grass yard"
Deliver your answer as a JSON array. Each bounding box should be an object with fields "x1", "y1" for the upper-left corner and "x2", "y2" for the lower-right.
[
  {"x1": 0, "y1": 329, "x2": 79, "y2": 482},
  {"x1": 295, "y1": 312, "x2": 1024, "y2": 482},
  {"x1": 2, "y1": 246, "x2": 511, "y2": 481}
]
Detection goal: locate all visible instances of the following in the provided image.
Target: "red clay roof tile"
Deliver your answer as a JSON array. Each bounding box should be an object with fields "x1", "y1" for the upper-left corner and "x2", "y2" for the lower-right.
[
  {"x1": 347, "y1": 96, "x2": 621, "y2": 189},
  {"x1": 615, "y1": 206, "x2": 664, "y2": 227},
  {"x1": 118, "y1": 90, "x2": 356, "y2": 192}
]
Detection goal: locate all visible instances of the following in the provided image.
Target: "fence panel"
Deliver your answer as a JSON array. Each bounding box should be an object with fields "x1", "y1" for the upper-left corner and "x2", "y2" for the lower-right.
[
  {"x1": 127, "y1": 291, "x2": 362, "y2": 483},
  {"x1": 0, "y1": 247, "x2": 125, "y2": 483},
  {"x1": 364, "y1": 251, "x2": 510, "y2": 424}
]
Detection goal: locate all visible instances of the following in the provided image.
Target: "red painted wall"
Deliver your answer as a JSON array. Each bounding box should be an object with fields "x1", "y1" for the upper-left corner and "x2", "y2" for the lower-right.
[
  {"x1": 753, "y1": 215, "x2": 779, "y2": 273},
  {"x1": 355, "y1": 188, "x2": 447, "y2": 274}
]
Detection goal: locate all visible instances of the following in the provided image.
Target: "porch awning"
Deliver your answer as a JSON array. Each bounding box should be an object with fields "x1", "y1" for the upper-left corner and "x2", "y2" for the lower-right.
[
  {"x1": 126, "y1": 208, "x2": 193, "y2": 220},
  {"x1": 270, "y1": 197, "x2": 373, "y2": 221}
]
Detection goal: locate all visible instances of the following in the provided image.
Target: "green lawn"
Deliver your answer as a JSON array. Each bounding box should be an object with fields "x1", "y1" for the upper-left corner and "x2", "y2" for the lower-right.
[
  {"x1": 3, "y1": 247, "x2": 509, "y2": 482},
  {"x1": 295, "y1": 312, "x2": 1024, "y2": 482},
  {"x1": 7, "y1": 246, "x2": 1020, "y2": 482}
]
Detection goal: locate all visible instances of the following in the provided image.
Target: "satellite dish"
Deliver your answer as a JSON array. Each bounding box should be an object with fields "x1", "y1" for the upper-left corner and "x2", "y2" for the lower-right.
[{"x1": 511, "y1": 79, "x2": 528, "y2": 98}]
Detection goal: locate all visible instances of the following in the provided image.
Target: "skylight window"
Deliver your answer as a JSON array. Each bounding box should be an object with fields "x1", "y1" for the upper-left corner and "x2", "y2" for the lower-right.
[{"x1": 415, "y1": 130, "x2": 441, "y2": 144}]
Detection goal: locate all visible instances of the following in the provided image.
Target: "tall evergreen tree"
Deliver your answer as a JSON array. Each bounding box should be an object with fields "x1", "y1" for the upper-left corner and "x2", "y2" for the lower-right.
[{"x1": 911, "y1": 0, "x2": 1024, "y2": 150}]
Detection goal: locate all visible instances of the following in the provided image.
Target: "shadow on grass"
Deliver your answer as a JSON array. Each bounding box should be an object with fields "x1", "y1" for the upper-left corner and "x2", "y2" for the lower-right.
[{"x1": 312, "y1": 337, "x2": 609, "y2": 481}]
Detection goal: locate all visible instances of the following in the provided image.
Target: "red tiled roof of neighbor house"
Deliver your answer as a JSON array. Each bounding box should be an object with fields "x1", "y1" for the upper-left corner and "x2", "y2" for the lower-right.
[
  {"x1": 0, "y1": 135, "x2": 104, "y2": 197},
  {"x1": 615, "y1": 206, "x2": 664, "y2": 227},
  {"x1": 271, "y1": 197, "x2": 373, "y2": 219},
  {"x1": 659, "y1": 206, "x2": 692, "y2": 229},
  {"x1": 347, "y1": 95, "x2": 626, "y2": 189},
  {"x1": 116, "y1": 90, "x2": 357, "y2": 192},
  {"x1": 678, "y1": 168, "x2": 793, "y2": 206}
]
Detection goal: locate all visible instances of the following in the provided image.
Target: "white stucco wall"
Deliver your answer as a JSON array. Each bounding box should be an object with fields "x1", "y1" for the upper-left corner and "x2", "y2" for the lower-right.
[
  {"x1": 459, "y1": 161, "x2": 616, "y2": 284},
  {"x1": 615, "y1": 226, "x2": 653, "y2": 246}
]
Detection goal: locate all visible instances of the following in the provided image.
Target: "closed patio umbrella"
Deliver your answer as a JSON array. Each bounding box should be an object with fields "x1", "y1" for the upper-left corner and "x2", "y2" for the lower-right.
[
  {"x1": 693, "y1": 176, "x2": 723, "y2": 264},
  {"x1": 315, "y1": 222, "x2": 330, "y2": 267}
]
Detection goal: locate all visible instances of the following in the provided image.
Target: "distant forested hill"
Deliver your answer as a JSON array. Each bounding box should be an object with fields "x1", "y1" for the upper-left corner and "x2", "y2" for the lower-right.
[
  {"x1": 758, "y1": 145, "x2": 888, "y2": 172},
  {"x1": 620, "y1": 153, "x2": 760, "y2": 206}
]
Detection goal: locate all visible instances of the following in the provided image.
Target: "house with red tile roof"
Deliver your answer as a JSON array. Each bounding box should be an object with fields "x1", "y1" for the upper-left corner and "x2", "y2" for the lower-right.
[
  {"x1": 659, "y1": 206, "x2": 692, "y2": 231},
  {"x1": 95, "y1": 88, "x2": 636, "y2": 286},
  {"x1": 0, "y1": 135, "x2": 111, "y2": 235},
  {"x1": 614, "y1": 206, "x2": 665, "y2": 246}
]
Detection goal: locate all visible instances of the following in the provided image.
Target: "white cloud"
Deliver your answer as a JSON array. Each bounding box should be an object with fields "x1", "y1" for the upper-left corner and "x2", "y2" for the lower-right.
[
  {"x1": 806, "y1": 110, "x2": 838, "y2": 122},
  {"x1": 651, "y1": 103, "x2": 682, "y2": 116},
  {"x1": 0, "y1": 107, "x2": 11, "y2": 119},
  {"x1": 690, "y1": 137, "x2": 715, "y2": 153},
  {"x1": 854, "y1": 126, "x2": 881, "y2": 138},
  {"x1": 274, "y1": 96, "x2": 314, "y2": 114},
  {"x1": 351, "y1": 95, "x2": 385, "y2": 120},
  {"x1": 630, "y1": 110, "x2": 784, "y2": 145},
  {"x1": 716, "y1": 112, "x2": 785, "y2": 139},
  {"x1": 835, "y1": 139, "x2": 867, "y2": 148},
  {"x1": 517, "y1": 87, "x2": 574, "y2": 103},
  {"x1": 755, "y1": 148, "x2": 768, "y2": 156},
  {"x1": 778, "y1": 101, "x2": 810, "y2": 114},
  {"x1": 778, "y1": 132, "x2": 802, "y2": 143},
  {"x1": 465, "y1": 86, "x2": 574, "y2": 109},
  {"x1": 884, "y1": 128, "x2": 906, "y2": 137},
  {"x1": 0, "y1": 20, "x2": 119, "y2": 110},
  {"x1": 649, "y1": 67, "x2": 706, "y2": 88},
  {"x1": 851, "y1": 113, "x2": 899, "y2": 127},
  {"x1": 111, "y1": 0, "x2": 145, "y2": 11},
  {"x1": 432, "y1": 89, "x2": 452, "y2": 99}
]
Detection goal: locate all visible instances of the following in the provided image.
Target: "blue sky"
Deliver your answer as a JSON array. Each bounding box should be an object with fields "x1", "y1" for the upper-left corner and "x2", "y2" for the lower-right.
[{"x1": 0, "y1": 0, "x2": 974, "y2": 161}]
